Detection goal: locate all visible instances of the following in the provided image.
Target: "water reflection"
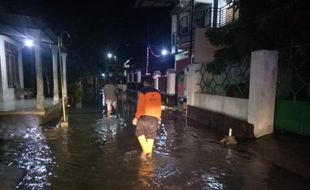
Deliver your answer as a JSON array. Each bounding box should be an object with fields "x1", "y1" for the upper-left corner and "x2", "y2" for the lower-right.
[
  {"x1": 2, "y1": 128, "x2": 55, "y2": 190},
  {"x1": 43, "y1": 126, "x2": 71, "y2": 170},
  {"x1": 15, "y1": 139, "x2": 54, "y2": 190},
  {"x1": 1, "y1": 107, "x2": 309, "y2": 190},
  {"x1": 201, "y1": 173, "x2": 224, "y2": 190},
  {"x1": 137, "y1": 160, "x2": 155, "y2": 188},
  {"x1": 95, "y1": 117, "x2": 126, "y2": 145},
  {"x1": 154, "y1": 124, "x2": 169, "y2": 156}
]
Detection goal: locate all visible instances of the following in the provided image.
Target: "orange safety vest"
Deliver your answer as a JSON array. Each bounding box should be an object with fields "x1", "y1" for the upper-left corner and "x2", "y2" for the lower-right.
[{"x1": 135, "y1": 87, "x2": 162, "y2": 120}]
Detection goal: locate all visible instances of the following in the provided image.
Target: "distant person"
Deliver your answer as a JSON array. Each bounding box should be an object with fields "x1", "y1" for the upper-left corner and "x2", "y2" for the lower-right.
[
  {"x1": 117, "y1": 79, "x2": 127, "y2": 113},
  {"x1": 103, "y1": 79, "x2": 117, "y2": 118},
  {"x1": 75, "y1": 81, "x2": 83, "y2": 109},
  {"x1": 132, "y1": 75, "x2": 162, "y2": 160},
  {"x1": 99, "y1": 87, "x2": 106, "y2": 115}
]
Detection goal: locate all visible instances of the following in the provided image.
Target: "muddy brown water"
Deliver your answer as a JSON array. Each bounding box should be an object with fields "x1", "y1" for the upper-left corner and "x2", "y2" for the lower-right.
[{"x1": 1, "y1": 105, "x2": 310, "y2": 190}]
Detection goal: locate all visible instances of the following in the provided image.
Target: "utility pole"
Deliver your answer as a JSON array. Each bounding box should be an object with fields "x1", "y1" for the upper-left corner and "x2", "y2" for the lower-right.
[
  {"x1": 146, "y1": 46, "x2": 150, "y2": 74},
  {"x1": 188, "y1": 0, "x2": 195, "y2": 66},
  {"x1": 59, "y1": 32, "x2": 70, "y2": 127}
]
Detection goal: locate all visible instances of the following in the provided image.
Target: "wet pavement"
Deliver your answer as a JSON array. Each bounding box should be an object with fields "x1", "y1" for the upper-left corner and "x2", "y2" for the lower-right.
[{"x1": 1, "y1": 103, "x2": 310, "y2": 190}]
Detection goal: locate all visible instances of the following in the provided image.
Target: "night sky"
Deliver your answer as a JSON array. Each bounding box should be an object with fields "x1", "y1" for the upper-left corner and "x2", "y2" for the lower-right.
[{"x1": 0, "y1": 0, "x2": 173, "y2": 77}]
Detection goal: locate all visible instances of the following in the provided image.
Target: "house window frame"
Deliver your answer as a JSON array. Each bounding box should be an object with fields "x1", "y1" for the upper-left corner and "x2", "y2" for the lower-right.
[{"x1": 5, "y1": 41, "x2": 19, "y2": 88}]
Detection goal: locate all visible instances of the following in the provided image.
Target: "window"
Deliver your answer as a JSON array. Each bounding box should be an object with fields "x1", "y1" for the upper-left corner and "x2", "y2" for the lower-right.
[{"x1": 5, "y1": 41, "x2": 19, "y2": 88}]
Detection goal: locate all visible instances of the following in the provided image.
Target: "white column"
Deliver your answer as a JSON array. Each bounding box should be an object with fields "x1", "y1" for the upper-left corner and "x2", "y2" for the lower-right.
[
  {"x1": 30, "y1": 29, "x2": 44, "y2": 110},
  {"x1": 153, "y1": 71, "x2": 161, "y2": 90},
  {"x1": 51, "y1": 45, "x2": 59, "y2": 104},
  {"x1": 61, "y1": 52, "x2": 68, "y2": 99},
  {"x1": 131, "y1": 72, "x2": 135, "y2": 83},
  {"x1": 18, "y1": 48, "x2": 24, "y2": 88},
  {"x1": 137, "y1": 70, "x2": 141, "y2": 83},
  {"x1": 0, "y1": 38, "x2": 6, "y2": 97},
  {"x1": 167, "y1": 69, "x2": 176, "y2": 94},
  {"x1": 248, "y1": 50, "x2": 278, "y2": 137},
  {"x1": 186, "y1": 64, "x2": 201, "y2": 105},
  {"x1": 127, "y1": 73, "x2": 130, "y2": 83},
  {"x1": 154, "y1": 77, "x2": 159, "y2": 90},
  {"x1": 171, "y1": 14, "x2": 177, "y2": 54}
]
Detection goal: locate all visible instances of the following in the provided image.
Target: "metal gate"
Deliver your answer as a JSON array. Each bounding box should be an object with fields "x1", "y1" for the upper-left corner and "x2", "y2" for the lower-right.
[{"x1": 275, "y1": 44, "x2": 310, "y2": 136}]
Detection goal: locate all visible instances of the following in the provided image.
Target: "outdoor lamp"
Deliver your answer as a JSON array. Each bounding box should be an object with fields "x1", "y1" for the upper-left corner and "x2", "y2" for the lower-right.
[
  {"x1": 24, "y1": 39, "x2": 34, "y2": 47},
  {"x1": 161, "y1": 49, "x2": 168, "y2": 56},
  {"x1": 107, "y1": 53, "x2": 113, "y2": 59}
]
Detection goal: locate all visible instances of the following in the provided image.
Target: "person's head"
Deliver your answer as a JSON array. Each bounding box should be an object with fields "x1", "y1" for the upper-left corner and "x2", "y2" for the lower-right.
[{"x1": 142, "y1": 75, "x2": 154, "y2": 87}]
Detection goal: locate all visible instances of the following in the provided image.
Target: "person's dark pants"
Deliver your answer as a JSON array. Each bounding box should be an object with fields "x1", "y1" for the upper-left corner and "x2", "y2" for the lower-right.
[{"x1": 135, "y1": 116, "x2": 159, "y2": 139}]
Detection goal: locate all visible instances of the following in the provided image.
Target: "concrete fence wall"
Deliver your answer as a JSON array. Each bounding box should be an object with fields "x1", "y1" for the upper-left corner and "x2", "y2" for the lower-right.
[
  {"x1": 191, "y1": 93, "x2": 248, "y2": 120},
  {"x1": 187, "y1": 50, "x2": 278, "y2": 138}
]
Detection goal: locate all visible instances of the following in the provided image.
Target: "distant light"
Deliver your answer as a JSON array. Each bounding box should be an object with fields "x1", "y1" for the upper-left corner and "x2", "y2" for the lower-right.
[
  {"x1": 107, "y1": 53, "x2": 113, "y2": 59},
  {"x1": 101, "y1": 73, "x2": 105, "y2": 78},
  {"x1": 161, "y1": 105, "x2": 166, "y2": 110},
  {"x1": 161, "y1": 49, "x2": 168, "y2": 56},
  {"x1": 24, "y1": 39, "x2": 33, "y2": 47}
]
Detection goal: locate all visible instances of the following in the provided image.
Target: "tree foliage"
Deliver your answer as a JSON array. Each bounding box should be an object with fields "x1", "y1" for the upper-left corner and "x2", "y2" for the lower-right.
[{"x1": 206, "y1": 0, "x2": 310, "y2": 74}]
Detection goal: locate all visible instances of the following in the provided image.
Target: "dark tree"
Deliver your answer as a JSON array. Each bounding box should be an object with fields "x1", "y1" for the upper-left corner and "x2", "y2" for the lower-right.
[{"x1": 206, "y1": 0, "x2": 310, "y2": 74}]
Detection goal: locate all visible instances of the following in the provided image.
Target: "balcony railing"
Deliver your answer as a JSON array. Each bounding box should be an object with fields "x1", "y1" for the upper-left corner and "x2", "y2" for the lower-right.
[
  {"x1": 175, "y1": 3, "x2": 239, "y2": 47},
  {"x1": 217, "y1": 3, "x2": 239, "y2": 28},
  {"x1": 177, "y1": 7, "x2": 213, "y2": 45}
]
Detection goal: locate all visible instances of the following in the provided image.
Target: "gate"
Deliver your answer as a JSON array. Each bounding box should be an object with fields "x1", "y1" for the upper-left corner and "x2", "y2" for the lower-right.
[{"x1": 275, "y1": 44, "x2": 310, "y2": 136}]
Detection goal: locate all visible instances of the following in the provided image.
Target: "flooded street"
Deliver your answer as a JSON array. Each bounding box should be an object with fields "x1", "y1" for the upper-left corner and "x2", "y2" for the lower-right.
[{"x1": 1, "y1": 104, "x2": 310, "y2": 190}]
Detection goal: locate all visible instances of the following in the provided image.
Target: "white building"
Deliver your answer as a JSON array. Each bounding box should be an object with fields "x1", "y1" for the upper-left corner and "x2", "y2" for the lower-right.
[
  {"x1": 0, "y1": 13, "x2": 63, "y2": 110},
  {"x1": 170, "y1": 0, "x2": 239, "y2": 99}
]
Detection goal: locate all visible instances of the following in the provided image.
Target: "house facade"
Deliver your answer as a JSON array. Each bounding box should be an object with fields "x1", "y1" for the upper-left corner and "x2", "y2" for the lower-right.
[
  {"x1": 0, "y1": 34, "x2": 24, "y2": 101},
  {"x1": 0, "y1": 12, "x2": 65, "y2": 111},
  {"x1": 170, "y1": 0, "x2": 239, "y2": 99}
]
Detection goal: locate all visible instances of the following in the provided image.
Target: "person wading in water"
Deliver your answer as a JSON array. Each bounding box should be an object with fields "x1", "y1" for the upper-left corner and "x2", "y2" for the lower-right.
[{"x1": 132, "y1": 75, "x2": 162, "y2": 160}]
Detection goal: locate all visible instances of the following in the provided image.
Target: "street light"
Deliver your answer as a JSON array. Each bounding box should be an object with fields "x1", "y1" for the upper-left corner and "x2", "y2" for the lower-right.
[
  {"x1": 105, "y1": 52, "x2": 118, "y2": 79},
  {"x1": 146, "y1": 46, "x2": 170, "y2": 74},
  {"x1": 107, "y1": 53, "x2": 113, "y2": 59},
  {"x1": 161, "y1": 49, "x2": 169, "y2": 56},
  {"x1": 24, "y1": 39, "x2": 34, "y2": 47}
]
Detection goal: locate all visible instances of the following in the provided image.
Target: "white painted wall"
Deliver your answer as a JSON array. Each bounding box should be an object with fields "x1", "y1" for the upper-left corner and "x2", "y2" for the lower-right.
[
  {"x1": 190, "y1": 93, "x2": 248, "y2": 120},
  {"x1": 187, "y1": 62, "x2": 248, "y2": 120},
  {"x1": 186, "y1": 63, "x2": 248, "y2": 121},
  {"x1": 186, "y1": 50, "x2": 279, "y2": 138}
]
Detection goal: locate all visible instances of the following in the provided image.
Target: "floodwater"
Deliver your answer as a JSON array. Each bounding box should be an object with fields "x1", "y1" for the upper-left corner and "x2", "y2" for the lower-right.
[{"x1": 1, "y1": 104, "x2": 310, "y2": 190}]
